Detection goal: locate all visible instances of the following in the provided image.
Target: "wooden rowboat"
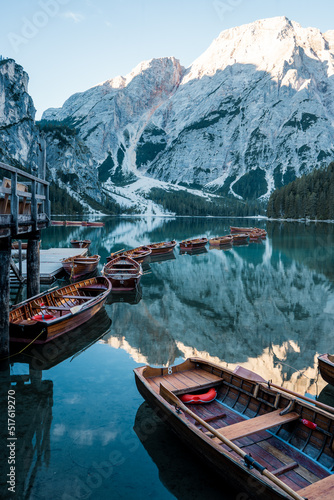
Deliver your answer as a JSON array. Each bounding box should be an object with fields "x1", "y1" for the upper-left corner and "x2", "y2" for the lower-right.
[
  {"x1": 61, "y1": 254, "x2": 100, "y2": 279},
  {"x1": 318, "y1": 354, "x2": 334, "y2": 386},
  {"x1": 179, "y1": 237, "x2": 208, "y2": 250},
  {"x1": 82, "y1": 221, "x2": 105, "y2": 227},
  {"x1": 9, "y1": 276, "x2": 111, "y2": 344},
  {"x1": 146, "y1": 241, "x2": 177, "y2": 255},
  {"x1": 107, "y1": 246, "x2": 152, "y2": 264},
  {"x1": 70, "y1": 239, "x2": 91, "y2": 249},
  {"x1": 51, "y1": 220, "x2": 65, "y2": 226},
  {"x1": 102, "y1": 255, "x2": 143, "y2": 291},
  {"x1": 134, "y1": 357, "x2": 334, "y2": 500},
  {"x1": 231, "y1": 233, "x2": 249, "y2": 244},
  {"x1": 209, "y1": 235, "x2": 233, "y2": 246},
  {"x1": 65, "y1": 221, "x2": 83, "y2": 226},
  {"x1": 230, "y1": 226, "x2": 255, "y2": 233}
]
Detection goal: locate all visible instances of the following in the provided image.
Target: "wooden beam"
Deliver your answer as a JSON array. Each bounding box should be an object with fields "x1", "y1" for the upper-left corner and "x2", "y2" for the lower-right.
[
  {"x1": 209, "y1": 409, "x2": 299, "y2": 441},
  {"x1": 0, "y1": 236, "x2": 11, "y2": 358}
]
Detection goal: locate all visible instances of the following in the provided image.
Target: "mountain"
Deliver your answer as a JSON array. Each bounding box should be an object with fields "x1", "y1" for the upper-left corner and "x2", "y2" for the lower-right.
[
  {"x1": 0, "y1": 58, "x2": 39, "y2": 169},
  {"x1": 0, "y1": 57, "x2": 102, "y2": 212},
  {"x1": 40, "y1": 16, "x2": 334, "y2": 211}
]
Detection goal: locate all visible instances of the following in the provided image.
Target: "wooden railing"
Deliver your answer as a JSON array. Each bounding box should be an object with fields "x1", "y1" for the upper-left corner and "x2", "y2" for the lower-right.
[{"x1": 0, "y1": 161, "x2": 50, "y2": 237}]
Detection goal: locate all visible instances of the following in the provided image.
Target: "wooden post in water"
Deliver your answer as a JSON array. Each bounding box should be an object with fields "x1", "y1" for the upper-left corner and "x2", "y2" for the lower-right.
[
  {"x1": 0, "y1": 236, "x2": 11, "y2": 360},
  {"x1": 27, "y1": 231, "x2": 40, "y2": 298}
]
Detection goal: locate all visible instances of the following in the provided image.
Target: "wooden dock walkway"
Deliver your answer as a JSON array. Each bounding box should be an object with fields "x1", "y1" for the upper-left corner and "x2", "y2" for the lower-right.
[{"x1": 10, "y1": 247, "x2": 88, "y2": 285}]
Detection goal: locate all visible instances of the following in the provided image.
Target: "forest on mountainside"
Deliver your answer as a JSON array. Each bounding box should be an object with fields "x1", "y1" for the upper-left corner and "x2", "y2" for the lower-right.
[
  {"x1": 267, "y1": 162, "x2": 334, "y2": 219},
  {"x1": 148, "y1": 188, "x2": 265, "y2": 216}
]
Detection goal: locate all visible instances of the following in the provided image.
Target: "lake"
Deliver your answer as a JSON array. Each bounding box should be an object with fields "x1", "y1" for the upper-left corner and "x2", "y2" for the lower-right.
[{"x1": 1, "y1": 216, "x2": 334, "y2": 499}]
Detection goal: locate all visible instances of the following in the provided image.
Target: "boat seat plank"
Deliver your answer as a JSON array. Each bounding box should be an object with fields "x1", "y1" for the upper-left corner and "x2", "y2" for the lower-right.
[
  {"x1": 182, "y1": 369, "x2": 222, "y2": 386},
  {"x1": 38, "y1": 305, "x2": 70, "y2": 311},
  {"x1": 149, "y1": 369, "x2": 222, "y2": 395},
  {"x1": 57, "y1": 295, "x2": 92, "y2": 300},
  {"x1": 209, "y1": 409, "x2": 299, "y2": 441},
  {"x1": 297, "y1": 474, "x2": 334, "y2": 499}
]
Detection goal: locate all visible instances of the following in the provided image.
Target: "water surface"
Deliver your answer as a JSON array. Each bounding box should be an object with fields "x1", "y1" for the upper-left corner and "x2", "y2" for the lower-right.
[{"x1": 1, "y1": 217, "x2": 334, "y2": 499}]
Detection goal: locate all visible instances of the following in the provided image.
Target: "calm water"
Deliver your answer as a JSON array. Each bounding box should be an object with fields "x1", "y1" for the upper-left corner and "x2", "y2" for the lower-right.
[{"x1": 1, "y1": 217, "x2": 334, "y2": 500}]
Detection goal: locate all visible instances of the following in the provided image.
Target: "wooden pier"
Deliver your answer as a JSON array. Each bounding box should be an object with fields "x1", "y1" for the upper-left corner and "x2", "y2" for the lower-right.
[
  {"x1": 10, "y1": 247, "x2": 88, "y2": 285},
  {"x1": 0, "y1": 159, "x2": 50, "y2": 359}
]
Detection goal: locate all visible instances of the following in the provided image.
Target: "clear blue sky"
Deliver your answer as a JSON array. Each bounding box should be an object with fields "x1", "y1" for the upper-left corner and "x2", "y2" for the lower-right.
[{"x1": 1, "y1": 0, "x2": 333, "y2": 119}]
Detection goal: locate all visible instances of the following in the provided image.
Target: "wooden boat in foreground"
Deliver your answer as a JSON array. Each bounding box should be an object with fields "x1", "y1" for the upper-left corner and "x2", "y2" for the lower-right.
[
  {"x1": 179, "y1": 237, "x2": 208, "y2": 250},
  {"x1": 318, "y1": 354, "x2": 334, "y2": 386},
  {"x1": 10, "y1": 276, "x2": 111, "y2": 344},
  {"x1": 134, "y1": 357, "x2": 334, "y2": 500},
  {"x1": 61, "y1": 254, "x2": 100, "y2": 279},
  {"x1": 102, "y1": 255, "x2": 143, "y2": 291},
  {"x1": 70, "y1": 239, "x2": 91, "y2": 249},
  {"x1": 209, "y1": 235, "x2": 233, "y2": 246},
  {"x1": 146, "y1": 241, "x2": 177, "y2": 255}
]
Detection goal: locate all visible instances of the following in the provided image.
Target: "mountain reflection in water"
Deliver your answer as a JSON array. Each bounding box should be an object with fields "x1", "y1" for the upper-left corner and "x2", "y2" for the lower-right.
[{"x1": 4, "y1": 216, "x2": 332, "y2": 500}]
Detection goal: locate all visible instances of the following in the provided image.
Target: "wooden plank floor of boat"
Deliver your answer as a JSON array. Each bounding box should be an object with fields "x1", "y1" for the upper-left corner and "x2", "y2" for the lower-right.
[{"x1": 146, "y1": 368, "x2": 222, "y2": 394}]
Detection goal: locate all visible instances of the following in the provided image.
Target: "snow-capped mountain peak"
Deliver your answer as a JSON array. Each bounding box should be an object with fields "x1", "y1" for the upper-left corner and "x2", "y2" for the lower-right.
[{"x1": 40, "y1": 17, "x2": 334, "y2": 208}]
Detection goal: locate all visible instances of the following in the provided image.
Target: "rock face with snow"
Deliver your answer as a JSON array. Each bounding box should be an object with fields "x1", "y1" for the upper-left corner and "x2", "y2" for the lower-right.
[
  {"x1": 42, "y1": 17, "x2": 334, "y2": 204},
  {"x1": 42, "y1": 127, "x2": 101, "y2": 203},
  {"x1": 0, "y1": 58, "x2": 40, "y2": 169}
]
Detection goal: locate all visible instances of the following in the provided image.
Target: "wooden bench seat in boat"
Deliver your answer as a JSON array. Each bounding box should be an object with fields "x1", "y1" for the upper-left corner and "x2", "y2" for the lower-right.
[
  {"x1": 148, "y1": 369, "x2": 223, "y2": 395},
  {"x1": 297, "y1": 473, "x2": 334, "y2": 499},
  {"x1": 56, "y1": 295, "x2": 93, "y2": 300},
  {"x1": 207, "y1": 409, "x2": 299, "y2": 441}
]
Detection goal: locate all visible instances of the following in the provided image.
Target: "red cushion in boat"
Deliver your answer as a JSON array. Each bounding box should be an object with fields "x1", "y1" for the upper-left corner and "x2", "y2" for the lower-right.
[{"x1": 180, "y1": 387, "x2": 217, "y2": 404}]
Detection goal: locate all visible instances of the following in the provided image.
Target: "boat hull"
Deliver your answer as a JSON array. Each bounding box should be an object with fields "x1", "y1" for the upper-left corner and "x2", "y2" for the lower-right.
[
  {"x1": 10, "y1": 277, "x2": 111, "y2": 344},
  {"x1": 103, "y1": 255, "x2": 142, "y2": 291},
  {"x1": 61, "y1": 255, "x2": 100, "y2": 279},
  {"x1": 179, "y1": 238, "x2": 208, "y2": 250},
  {"x1": 10, "y1": 301, "x2": 105, "y2": 343},
  {"x1": 105, "y1": 275, "x2": 141, "y2": 292},
  {"x1": 209, "y1": 236, "x2": 233, "y2": 246},
  {"x1": 134, "y1": 358, "x2": 334, "y2": 500},
  {"x1": 147, "y1": 241, "x2": 177, "y2": 255},
  {"x1": 318, "y1": 354, "x2": 334, "y2": 386},
  {"x1": 70, "y1": 240, "x2": 91, "y2": 248}
]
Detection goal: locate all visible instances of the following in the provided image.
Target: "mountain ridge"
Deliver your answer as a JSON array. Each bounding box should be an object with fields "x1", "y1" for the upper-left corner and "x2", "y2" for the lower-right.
[{"x1": 41, "y1": 16, "x2": 334, "y2": 210}]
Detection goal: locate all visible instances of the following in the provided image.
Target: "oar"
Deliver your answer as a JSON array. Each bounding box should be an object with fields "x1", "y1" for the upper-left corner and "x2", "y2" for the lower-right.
[
  {"x1": 160, "y1": 384, "x2": 305, "y2": 500},
  {"x1": 109, "y1": 248, "x2": 125, "y2": 257},
  {"x1": 233, "y1": 366, "x2": 334, "y2": 415}
]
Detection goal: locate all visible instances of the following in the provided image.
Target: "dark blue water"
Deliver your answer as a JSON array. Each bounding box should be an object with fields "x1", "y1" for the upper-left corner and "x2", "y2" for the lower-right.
[{"x1": 1, "y1": 217, "x2": 334, "y2": 499}]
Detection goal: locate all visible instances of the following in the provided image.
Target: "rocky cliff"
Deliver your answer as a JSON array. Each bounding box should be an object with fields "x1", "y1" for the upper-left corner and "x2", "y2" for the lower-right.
[{"x1": 0, "y1": 58, "x2": 39, "y2": 169}]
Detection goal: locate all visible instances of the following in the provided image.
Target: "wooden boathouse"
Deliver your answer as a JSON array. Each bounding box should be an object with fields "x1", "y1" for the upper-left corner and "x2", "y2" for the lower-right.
[{"x1": 0, "y1": 160, "x2": 50, "y2": 358}]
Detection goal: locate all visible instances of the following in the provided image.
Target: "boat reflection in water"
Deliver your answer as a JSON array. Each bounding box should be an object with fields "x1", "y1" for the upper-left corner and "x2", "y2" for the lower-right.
[
  {"x1": 148, "y1": 251, "x2": 176, "y2": 264},
  {"x1": 0, "y1": 308, "x2": 112, "y2": 498},
  {"x1": 179, "y1": 247, "x2": 208, "y2": 256},
  {"x1": 134, "y1": 402, "x2": 232, "y2": 500},
  {"x1": 107, "y1": 285, "x2": 143, "y2": 305},
  {"x1": 9, "y1": 307, "x2": 112, "y2": 370}
]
